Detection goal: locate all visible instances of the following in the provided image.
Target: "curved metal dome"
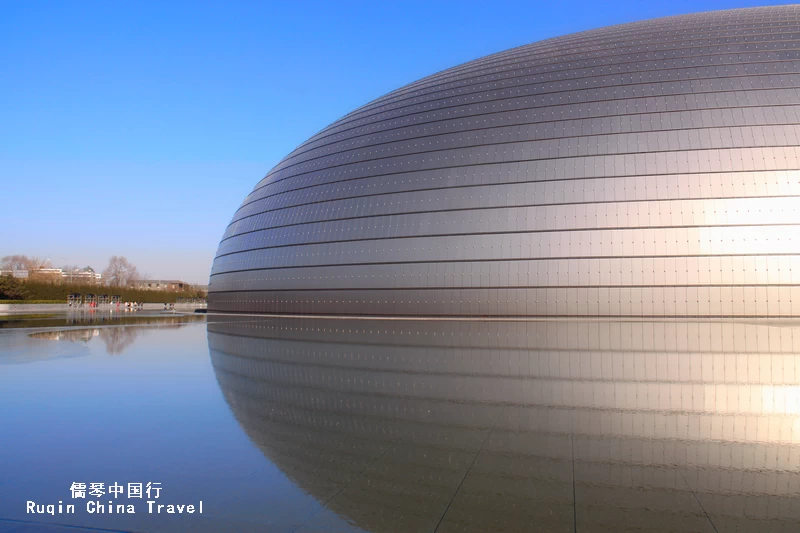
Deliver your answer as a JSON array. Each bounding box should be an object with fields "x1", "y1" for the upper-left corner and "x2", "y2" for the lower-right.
[{"x1": 210, "y1": 6, "x2": 800, "y2": 317}]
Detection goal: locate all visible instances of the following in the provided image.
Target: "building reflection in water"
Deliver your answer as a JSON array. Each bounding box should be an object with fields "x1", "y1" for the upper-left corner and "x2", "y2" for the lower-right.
[
  {"x1": 23, "y1": 321, "x2": 196, "y2": 357},
  {"x1": 29, "y1": 327, "x2": 142, "y2": 355},
  {"x1": 208, "y1": 317, "x2": 800, "y2": 533}
]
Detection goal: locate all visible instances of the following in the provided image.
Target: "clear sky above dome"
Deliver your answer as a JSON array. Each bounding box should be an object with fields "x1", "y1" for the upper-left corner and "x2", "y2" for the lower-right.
[{"x1": 0, "y1": 0, "x2": 782, "y2": 283}]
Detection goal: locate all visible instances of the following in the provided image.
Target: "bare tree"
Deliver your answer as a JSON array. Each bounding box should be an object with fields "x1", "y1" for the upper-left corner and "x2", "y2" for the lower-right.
[
  {"x1": 1, "y1": 255, "x2": 48, "y2": 271},
  {"x1": 32, "y1": 257, "x2": 52, "y2": 269},
  {"x1": 99, "y1": 326, "x2": 141, "y2": 355},
  {"x1": 102, "y1": 256, "x2": 140, "y2": 287},
  {"x1": 0, "y1": 255, "x2": 25, "y2": 270}
]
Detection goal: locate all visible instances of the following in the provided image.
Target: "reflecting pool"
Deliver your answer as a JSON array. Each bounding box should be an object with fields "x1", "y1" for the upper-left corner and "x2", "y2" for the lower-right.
[{"x1": 2, "y1": 317, "x2": 800, "y2": 532}]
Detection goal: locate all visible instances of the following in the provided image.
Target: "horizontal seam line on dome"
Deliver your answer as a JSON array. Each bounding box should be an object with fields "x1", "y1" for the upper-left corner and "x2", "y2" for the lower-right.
[
  {"x1": 209, "y1": 377, "x2": 577, "y2": 431},
  {"x1": 210, "y1": 357, "x2": 800, "y2": 372},
  {"x1": 244, "y1": 119, "x2": 800, "y2": 206},
  {"x1": 211, "y1": 356, "x2": 794, "y2": 373},
  {"x1": 212, "y1": 350, "x2": 792, "y2": 364},
  {"x1": 210, "y1": 335, "x2": 785, "y2": 358},
  {"x1": 310, "y1": 45, "x2": 800, "y2": 138},
  {"x1": 212, "y1": 338, "x2": 794, "y2": 356},
  {"x1": 243, "y1": 97, "x2": 800, "y2": 207},
  {"x1": 210, "y1": 284, "x2": 800, "y2": 293},
  {"x1": 213, "y1": 362, "x2": 798, "y2": 387},
  {"x1": 209, "y1": 354, "x2": 792, "y2": 385},
  {"x1": 288, "y1": 55, "x2": 800, "y2": 154},
  {"x1": 249, "y1": 77, "x2": 800, "y2": 197},
  {"x1": 200, "y1": 387, "x2": 800, "y2": 423},
  {"x1": 213, "y1": 352, "x2": 787, "y2": 364},
  {"x1": 208, "y1": 252, "x2": 800, "y2": 276},
  {"x1": 220, "y1": 193, "x2": 800, "y2": 245},
  {"x1": 215, "y1": 218, "x2": 800, "y2": 258},
  {"x1": 207, "y1": 311, "x2": 800, "y2": 321},
  {"x1": 226, "y1": 142, "x2": 800, "y2": 230},
  {"x1": 214, "y1": 222, "x2": 800, "y2": 261},
  {"x1": 312, "y1": 25, "x2": 800, "y2": 129},
  {"x1": 212, "y1": 342, "x2": 794, "y2": 360}
]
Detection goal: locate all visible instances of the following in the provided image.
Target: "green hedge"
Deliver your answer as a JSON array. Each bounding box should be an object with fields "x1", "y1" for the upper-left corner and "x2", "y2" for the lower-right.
[
  {"x1": 0, "y1": 300, "x2": 64, "y2": 304},
  {"x1": 2, "y1": 279, "x2": 206, "y2": 303}
]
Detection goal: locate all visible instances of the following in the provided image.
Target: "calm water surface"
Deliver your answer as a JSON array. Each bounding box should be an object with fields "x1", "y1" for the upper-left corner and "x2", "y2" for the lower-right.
[{"x1": 2, "y1": 316, "x2": 800, "y2": 532}]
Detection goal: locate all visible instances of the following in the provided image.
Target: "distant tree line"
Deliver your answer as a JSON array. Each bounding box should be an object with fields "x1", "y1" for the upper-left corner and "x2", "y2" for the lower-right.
[
  {"x1": 0, "y1": 254, "x2": 206, "y2": 302},
  {"x1": 0, "y1": 278, "x2": 207, "y2": 303},
  {"x1": 2, "y1": 254, "x2": 139, "y2": 285}
]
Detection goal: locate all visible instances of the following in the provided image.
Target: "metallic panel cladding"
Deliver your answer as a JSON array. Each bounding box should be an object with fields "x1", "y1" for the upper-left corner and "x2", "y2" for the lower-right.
[{"x1": 210, "y1": 6, "x2": 800, "y2": 317}]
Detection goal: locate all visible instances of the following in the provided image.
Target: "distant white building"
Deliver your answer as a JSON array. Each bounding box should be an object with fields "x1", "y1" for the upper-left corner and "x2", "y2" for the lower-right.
[
  {"x1": 0, "y1": 268, "x2": 63, "y2": 281},
  {"x1": 1, "y1": 267, "x2": 103, "y2": 284},
  {"x1": 0, "y1": 269, "x2": 28, "y2": 279},
  {"x1": 63, "y1": 268, "x2": 103, "y2": 284}
]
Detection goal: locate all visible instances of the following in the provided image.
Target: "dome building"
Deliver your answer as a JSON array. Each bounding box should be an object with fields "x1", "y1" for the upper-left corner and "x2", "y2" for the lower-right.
[{"x1": 210, "y1": 6, "x2": 800, "y2": 317}]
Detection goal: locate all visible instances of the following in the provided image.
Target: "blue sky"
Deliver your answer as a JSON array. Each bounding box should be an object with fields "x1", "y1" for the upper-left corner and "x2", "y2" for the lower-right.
[{"x1": 0, "y1": 0, "x2": 784, "y2": 283}]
